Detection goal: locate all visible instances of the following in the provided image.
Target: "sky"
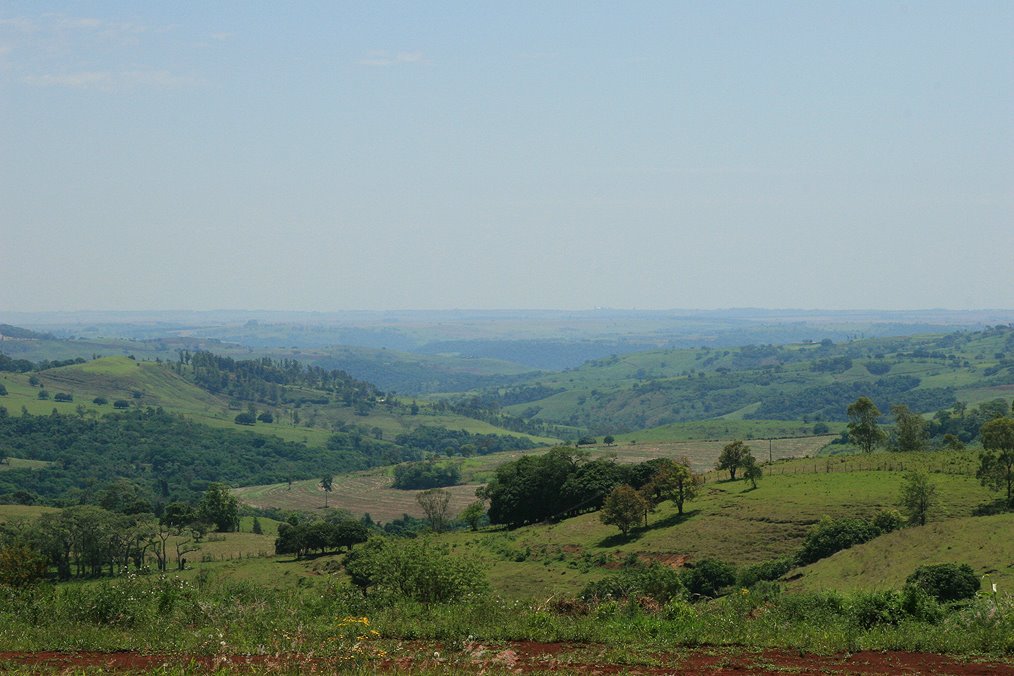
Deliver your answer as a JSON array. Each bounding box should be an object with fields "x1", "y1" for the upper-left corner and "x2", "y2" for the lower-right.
[{"x1": 1, "y1": 1, "x2": 1011, "y2": 313}]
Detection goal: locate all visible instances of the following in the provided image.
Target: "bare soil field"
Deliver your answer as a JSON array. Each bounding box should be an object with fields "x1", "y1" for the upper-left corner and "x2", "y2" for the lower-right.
[{"x1": 1, "y1": 644, "x2": 1012, "y2": 674}]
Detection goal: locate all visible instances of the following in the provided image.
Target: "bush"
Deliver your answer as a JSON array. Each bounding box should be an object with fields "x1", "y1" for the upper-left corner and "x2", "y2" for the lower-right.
[
  {"x1": 796, "y1": 516, "x2": 880, "y2": 565},
  {"x1": 234, "y1": 412, "x2": 256, "y2": 425},
  {"x1": 681, "y1": 559, "x2": 736, "y2": 599},
  {"x1": 872, "y1": 508, "x2": 905, "y2": 534},
  {"x1": 53, "y1": 392, "x2": 73, "y2": 402},
  {"x1": 906, "y1": 563, "x2": 980, "y2": 602},
  {"x1": 581, "y1": 562, "x2": 685, "y2": 605},
  {"x1": 738, "y1": 557, "x2": 794, "y2": 588},
  {"x1": 849, "y1": 590, "x2": 906, "y2": 628},
  {"x1": 113, "y1": 400, "x2": 130, "y2": 409},
  {"x1": 92, "y1": 396, "x2": 108, "y2": 405},
  {"x1": 344, "y1": 537, "x2": 487, "y2": 605}
]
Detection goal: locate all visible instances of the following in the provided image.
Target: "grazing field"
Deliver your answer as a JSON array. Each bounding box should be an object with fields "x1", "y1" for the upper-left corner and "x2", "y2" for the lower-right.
[
  {"x1": 234, "y1": 436, "x2": 834, "y2": 520},
  {"x1": 790, "y1": 512, "x2": 1014, "y2": 594},
  {"x1": 0, "y1": 504, "x2": 56, "y2": 523},
  {"x1": 0, "y1": 458, "x2": 52, "y2": 473},
  {"x1": 235, "y1": 472, "x2": 484, "y2": 522}
]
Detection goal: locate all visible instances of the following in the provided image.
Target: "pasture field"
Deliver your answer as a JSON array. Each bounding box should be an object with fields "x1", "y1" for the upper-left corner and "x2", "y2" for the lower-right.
[
  {"x1": 434, "y1": 466, "x2": 997, "y2": 595},
  {"x1": 234, "y1": 436, "x2": 834, "y2": 520},
  {"x1": 0, "y1": 457, "x2": 52, "y2": 473},
  {"x1": 0, "y1": 504, "x2": 56, "y2": 523},
  {"x1": 790, "y1": 512, "x2": 1014, "y2": 594},
  {"x1": 0, "y1": 357, "x2": 554, "y2": 450}
]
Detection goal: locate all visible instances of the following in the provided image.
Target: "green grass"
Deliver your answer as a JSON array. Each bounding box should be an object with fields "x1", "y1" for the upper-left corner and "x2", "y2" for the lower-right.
[
  {"x1": 0, "y1": 457, "x2": 53, "y2": 473},
  {"x1": 0, "y1": 357, "x2": 555, "y2": 450},
  {"x1": 791, "y1": 512, "x2": 1014, "y2": 594},
  {"x1": 0, "y1": 504, "x2": 57, "y2": 522},
  {"x1": 616, "y1": 420, "x2": 843, "y2": 442}
]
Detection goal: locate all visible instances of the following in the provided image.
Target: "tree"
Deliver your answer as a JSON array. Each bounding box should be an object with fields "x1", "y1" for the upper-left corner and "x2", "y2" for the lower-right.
[
  {"x1": 459, "y1": 500, "x2": 486, "y2": 531},
  {"x1": 742, "y1": 456, "x2": 762, "y2": 489},
  {"x1": 603, "y1": 435, "x2": 615, "y2": 446},
  {"x1": 252, "y1": 517, "x2": 263, "y2": 535},
  {"x1": 320, "y1": 475, "x2": 334, "y2": 508},
  {"x1": 899, "y1": 471, "x2": 936, "y2": 526},
  {"x1": 197, "y1": 483, "x2": 239, "y2": 532},
  {"x1": 716, "y1": 440, "x2": 752, "y2": 481},
  {"x1": 645, "y1": 457, "x2": 698, "y2": 515},
  {"x1": 234, "y1": 412, "x2": 256, "y2": 425},
  {"x1": 417, "y1": 488, "x2": 452, "y2": 532},
  {"x1": 978, "y1": 417, "x2": 1014, "y2": 507},
  {"x1": 600, "y1": 485, "x2": 649, "y2": 536},
  {"x1": 891, "y1": 404, "x2": 928, "y2": 452},
  {"x1": 343, "y1": 537, "x2": 487, "y2": 605},
  {"x1": 848, "y1": 396, "x2": 886, "y2": 453}
]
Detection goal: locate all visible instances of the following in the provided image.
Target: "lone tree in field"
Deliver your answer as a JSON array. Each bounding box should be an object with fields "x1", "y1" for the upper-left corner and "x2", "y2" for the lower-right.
[
  {"x1": 891, "y1": 404, "x2": 928, "y2": 452},
  {"x1": 319, "y1": 475, "x2": 334, "y2": 508},
  {"x1": 417, "y1": 488, "x2": 452, "y2": 532},
  {"x1": 847, "y1": 396, "x2": 886, "y2": 453},
  {"x1": 743, "y1": 456, "x2": 762, "y2": 489},
  {"x1": 900, "y1": 471, "x2": 936, "y2": 526},
  {"x1": 647, "y1": 457, "x2": 699, "y2": 514},
  {"x1": 978, "y1": 417, "x2": 1014, "y2": 508},
  {"x1": 716, "y1": 440, "x2": 753, "y2": 481},
  {"x1": 600, "y1": 484, "x2": 649, "y2": 536},
  {"x1": 459, "y1": 500, "x2": 486, "y2": 531}
]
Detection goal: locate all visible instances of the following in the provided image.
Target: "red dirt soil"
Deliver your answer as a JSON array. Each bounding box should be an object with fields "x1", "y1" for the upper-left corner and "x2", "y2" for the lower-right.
[{"x1": 1, "y1": 644, "x2": 1012, "y2": 674}]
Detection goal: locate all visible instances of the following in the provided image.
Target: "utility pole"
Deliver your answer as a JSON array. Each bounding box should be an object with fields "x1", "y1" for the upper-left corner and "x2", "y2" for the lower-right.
[{"x1": 769, "y1": 439, "x2": 773, "y2": 464}]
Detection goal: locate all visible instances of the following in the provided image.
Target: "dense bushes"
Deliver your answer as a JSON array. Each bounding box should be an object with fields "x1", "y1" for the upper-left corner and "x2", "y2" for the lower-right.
[
  {"x1": 681, "y1": 559, "x2": 737, "y2": 598},
  {"x1": 392, "y1": 460, "x2": 461, "y2": 489},
  {"x1": 906, "y1": 563, "x2": 981, "y2": 602},
  {"x1": 795, "y1": 516, "x2": 881, "y2": 566}
]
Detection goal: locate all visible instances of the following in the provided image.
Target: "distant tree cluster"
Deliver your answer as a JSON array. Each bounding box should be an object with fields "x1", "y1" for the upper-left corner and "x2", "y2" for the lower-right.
[
  {"x1": 274, "y1": 516, "x2": 369, "y2": 558},
  {"x1": 392, "y1": 460, "x2": 461, "y2": 490},
  {"x1": 0, "y1": 482, "x2": 240, "y2": 584},
  {"x1": 484, "y1": 447, "x2": 700, "y2": 529},
  {"x1": 393, "y1": 425, "x2": 538, "y2": 457},
  {"x1": 0, "y1": 409, "x2": 383, "y2": 505},
  {"x1": 173, "y1": 350, "x2": 382, "y2": 407}
]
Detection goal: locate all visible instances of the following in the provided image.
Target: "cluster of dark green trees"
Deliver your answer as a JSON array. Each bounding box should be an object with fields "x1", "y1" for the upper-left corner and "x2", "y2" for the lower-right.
[
  {"x1": 0, "y1": 409, "x2": 383, "y2": 505},
  {"x1": 0, "y1": 483, "x2": 239, "y2": 584},
  {"x1": 392, "y1": 459, "x2": 461, "y2": 489},
  {"x1": 393, "y1": 425, "x2": 538, "y2": 457},
  {"x1": 482, "y1": 448, "x2": 699, "y2": 529},
  {"x1": 847, "y1": 396, "x2": 1014, "y2": 508},
  {"x1": 171, "y1": 351, "x2": 382, "y2": 407},
  {"x1": 274, "y1": 514, "x2": 370, "y2": 558}
]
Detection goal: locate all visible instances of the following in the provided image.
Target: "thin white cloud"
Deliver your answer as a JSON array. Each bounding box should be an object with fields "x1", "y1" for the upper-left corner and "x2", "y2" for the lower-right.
[
  {"x1": 22, "y1": 71, "x2": 112, "y2": 88},
  {"x1": 358, "y1": 50, "x2": 425, "y2": 67},
  {"x1": 22, "y1": 68, "x2": 201, "y2": 91}
]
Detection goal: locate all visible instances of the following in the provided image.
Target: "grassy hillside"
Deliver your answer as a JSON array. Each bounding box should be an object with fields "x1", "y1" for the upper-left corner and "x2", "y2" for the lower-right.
[
  {"x1": 790, "y1": 513, "x2": 1014, "y2": 593},
  {"x1": 234, "y1": 435, "x2": 833, "y2": 521},
  {"x1": 496, "y1": 326, "x2": 1014, "y2": 435},
  {"x1": 0, "y1": 356, "x2": 555, "y2": 448}
]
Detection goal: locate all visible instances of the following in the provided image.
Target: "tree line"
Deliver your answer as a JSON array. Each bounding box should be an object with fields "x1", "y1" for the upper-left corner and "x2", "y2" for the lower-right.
[{"x1": 0, "y1": 483, "x2": 239, "y2": 584}]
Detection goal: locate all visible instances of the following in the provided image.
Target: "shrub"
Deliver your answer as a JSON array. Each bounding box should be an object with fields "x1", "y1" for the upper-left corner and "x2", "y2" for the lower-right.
[
  {"x1": 906, "y1": 563, "x2": 980, "y2": 602},
  {"x1": 113, "y1": 399, "x2": 130, "y2": 409},
  {"x1": 738, "y1": 557, "x2": 794, "y2": 588},
  {"x1": 872, "y1": 508, "x2": 905, "y2": 534},
  {"x1": 92, "y1": 396, "x2": 108, "y2": 405},
  {"x1": 681, "y1": 559, "x2": 736, "y2": 599},
  {"x1": 344, "y1": 537, "x2": 487, "y2": 605},
  {"x1": 234, "y1": 412, "x2": 256, "y2": 425},
  {"x1": 53, "y1": 392, "x2": 73, "y2": 402},
  {"x1": 581, "y1": 562, "x2": 685, "y2": 605},
  {"x1": 796, "y1": 516, "x2": 880, "y2": 565},
  {"x1": 849, "y1": 590, "x2": 905, "y2": 628}
]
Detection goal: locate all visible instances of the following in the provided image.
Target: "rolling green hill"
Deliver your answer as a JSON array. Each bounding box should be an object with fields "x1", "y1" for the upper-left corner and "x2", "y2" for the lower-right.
[{"x1": 491, "y1": 326, "x2": 1014, "y2": 435}]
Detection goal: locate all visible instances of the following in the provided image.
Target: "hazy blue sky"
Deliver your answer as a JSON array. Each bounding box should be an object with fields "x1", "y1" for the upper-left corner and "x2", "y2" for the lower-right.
[{"x1": 1, "y1": 2, "x2": 1011, "y2": 312}]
